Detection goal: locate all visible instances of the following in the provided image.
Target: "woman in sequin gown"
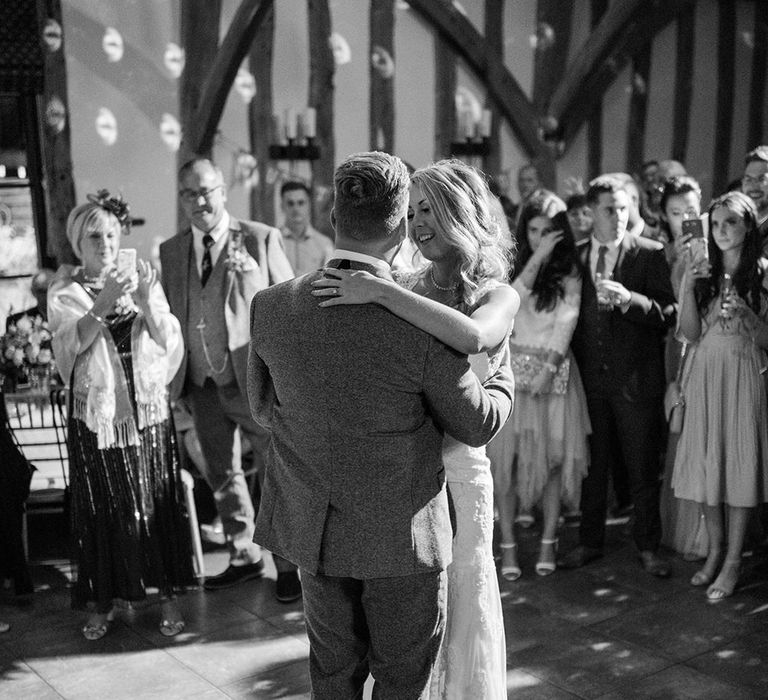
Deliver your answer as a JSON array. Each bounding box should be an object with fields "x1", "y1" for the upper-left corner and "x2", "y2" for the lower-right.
[
  {"x1": 313, "y1": 160, "x2": 519, "y2": 699},
  {"x1": 49, "y1": 197, "x2": 192, "y2": 639},
  {"x1": 672, "y1": 191, "x2": 768, "y2": 600}
]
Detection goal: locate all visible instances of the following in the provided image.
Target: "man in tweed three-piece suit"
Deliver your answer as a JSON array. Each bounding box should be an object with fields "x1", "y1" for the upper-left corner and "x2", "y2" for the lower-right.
[{"x1": 248, "y1": 151, "x2": 514, "y2": 699}]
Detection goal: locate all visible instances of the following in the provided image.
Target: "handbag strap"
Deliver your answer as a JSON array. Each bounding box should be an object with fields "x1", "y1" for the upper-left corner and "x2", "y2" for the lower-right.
[{"x1": 676, "y1": 341, "x2": 696, "y2": 393}]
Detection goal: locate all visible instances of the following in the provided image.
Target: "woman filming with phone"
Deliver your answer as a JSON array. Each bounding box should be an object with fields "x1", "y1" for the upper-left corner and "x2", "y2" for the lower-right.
[
  {"x1": 671, "y1": 191, "x2": 768, "y2": 600},
  {"x1": 48, "y1": 193, "x2": 194, "y2": 639}
]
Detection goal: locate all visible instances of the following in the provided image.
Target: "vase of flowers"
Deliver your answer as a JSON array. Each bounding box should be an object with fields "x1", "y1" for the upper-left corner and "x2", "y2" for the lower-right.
[{"x1": 1, "y1": 314, "x2": 60, "y2": 393}]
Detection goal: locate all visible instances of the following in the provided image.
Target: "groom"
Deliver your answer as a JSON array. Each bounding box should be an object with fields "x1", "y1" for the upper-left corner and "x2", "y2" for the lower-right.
[{"x1": 247, "y1": 151, "x2": 514, "y2": 699}]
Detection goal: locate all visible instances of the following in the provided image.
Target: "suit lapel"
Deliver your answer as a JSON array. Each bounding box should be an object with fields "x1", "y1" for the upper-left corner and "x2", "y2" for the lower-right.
[
  {"x1": 615, "y1": 233, "x2": 638, "y2": 284},
  {"x1": 174, "y1": 229, "x2": 193, "y2": 323}
]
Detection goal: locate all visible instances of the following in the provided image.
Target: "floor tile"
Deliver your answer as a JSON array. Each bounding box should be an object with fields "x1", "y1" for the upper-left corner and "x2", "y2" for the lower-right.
[
  {"x1": 223, "y1": 658, "x2": 312, "y2": 699},
  {"x1": 595, "y1": 663, "x2": 758, "y2": 699},
  {"x1": 684, "y1": 631, "x2": 768, "y2": 694}
]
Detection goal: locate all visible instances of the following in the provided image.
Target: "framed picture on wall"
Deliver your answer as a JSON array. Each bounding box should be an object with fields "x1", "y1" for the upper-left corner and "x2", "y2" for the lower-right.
[{"x1": 0, "y1": 181, "x2": 39, "y2": 278}]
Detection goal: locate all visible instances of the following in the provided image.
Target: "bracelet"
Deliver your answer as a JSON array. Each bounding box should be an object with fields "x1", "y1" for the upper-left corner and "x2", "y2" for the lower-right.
[
  {"x1": 542, "y1": 361, "x2": 558, "y2": 373},
  {"x1": 87, "y1": 309, "x2": 106, "y2": 324}
]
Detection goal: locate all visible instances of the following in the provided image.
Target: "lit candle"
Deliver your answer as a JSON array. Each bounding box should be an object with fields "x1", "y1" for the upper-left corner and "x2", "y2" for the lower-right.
[
  {"x1": 479, "y1": 109, "x2": 491, "y2": 138},
  {"x1": 304, "y1": 107, "x2": 316, "y2": 139},
  {"x1": 463, "y1": 110, "x2": 474, "y2": 139},
  {"x1": 285, "y1": 107, "x2": 297, "y2": 140}
]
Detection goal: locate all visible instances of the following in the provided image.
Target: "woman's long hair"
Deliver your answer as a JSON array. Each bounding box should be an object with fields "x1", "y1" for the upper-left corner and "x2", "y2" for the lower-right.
[
  {"x1": 515, "y1": 195, "x2": 580, "y2": 312},
  {"x1": 411, "y1": 159, "x2": 514, "y2": 310},
  {"x1": 695, "y1": 191, "x2": 764, "y2": 315}
]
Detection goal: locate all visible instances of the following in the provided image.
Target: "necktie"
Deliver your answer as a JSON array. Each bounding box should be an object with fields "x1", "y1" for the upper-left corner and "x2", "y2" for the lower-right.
[
  {"x1": 201, "y1": 234, "x2": 214, "y2": 287},
  {"x1": 595, "y1": 245, "x2": 608, "y2": 279}
]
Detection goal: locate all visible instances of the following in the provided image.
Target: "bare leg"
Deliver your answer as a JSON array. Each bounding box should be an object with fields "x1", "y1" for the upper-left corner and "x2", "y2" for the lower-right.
[
  {"x1": 707, "y1": 506, "x2": 751, "y2": 600},
  {"x1": 691, "y1": 504, "x2": 724, "y2": 586},
  {"x1": 495, "y1": 461, "x2": 519, "y2": 580},
  {"x1": 537, "y1": 468, "x2": 562, "y2": 575}
]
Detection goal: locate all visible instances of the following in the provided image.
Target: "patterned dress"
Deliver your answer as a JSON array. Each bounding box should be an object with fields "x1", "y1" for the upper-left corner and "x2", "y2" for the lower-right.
[{"x1": 69, "y1": 307, "x2": 194, "y2": 613}]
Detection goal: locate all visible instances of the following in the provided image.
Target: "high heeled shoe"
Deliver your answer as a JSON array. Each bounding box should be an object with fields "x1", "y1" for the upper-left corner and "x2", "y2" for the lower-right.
[
  {"x1": 82, "y1": 608, "x2": 115, "y2": 641},
  {"x1": 159, "y1": 618, "x2": 186, "y2": 637},
  {"x1": 706, "y1": 560, "x2": 741, "y2": 600},
  {"x1": 500, "y1": 542, "x2": 521, "y2": 581},
  {"x1": 535, "y1": 539, "x2": 558, "y2": 577}
]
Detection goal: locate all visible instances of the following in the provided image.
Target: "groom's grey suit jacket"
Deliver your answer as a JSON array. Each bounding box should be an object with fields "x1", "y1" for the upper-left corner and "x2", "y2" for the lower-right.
[{"x1": 247, "y1": 262, "x2": 515, "y2": 578}]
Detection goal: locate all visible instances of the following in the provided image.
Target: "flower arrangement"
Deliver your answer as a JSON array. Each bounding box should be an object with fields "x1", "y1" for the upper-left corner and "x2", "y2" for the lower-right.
[
  {"x1": 225, "y1": 231, "x2": 257, "y2": 273},
  {"x1": 1, "y1": 314, "x2": 60, "y2": 392}
]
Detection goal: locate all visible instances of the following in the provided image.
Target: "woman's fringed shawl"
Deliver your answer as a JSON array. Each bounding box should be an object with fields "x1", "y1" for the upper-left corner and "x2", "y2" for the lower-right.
[{"x1": 48, "y1": 265, "x2": 184, "y2": 449}]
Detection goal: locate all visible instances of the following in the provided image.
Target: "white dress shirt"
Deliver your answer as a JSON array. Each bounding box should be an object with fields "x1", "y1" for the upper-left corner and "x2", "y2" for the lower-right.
[
  {"x1": 330, "y1": 248, "x2": 391, "y2": 275},
  {"x1": 588, "y1": 231, "x2": 624, "y2": 281},
  {"x1": 192, "y1": 211, "x2": 231, "y2": 277}
]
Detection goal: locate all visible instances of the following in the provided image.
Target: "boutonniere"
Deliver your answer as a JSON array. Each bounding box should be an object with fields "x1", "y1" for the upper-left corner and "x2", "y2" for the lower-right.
[{"x1": 225, "y1": 231, "x2": 257, "y2": 273}]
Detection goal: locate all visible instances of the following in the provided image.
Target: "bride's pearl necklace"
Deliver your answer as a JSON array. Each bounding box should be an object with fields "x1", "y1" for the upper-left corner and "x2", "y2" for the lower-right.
[{"x1": 429, "y1": 267, "x2": 459, "y2": 292}]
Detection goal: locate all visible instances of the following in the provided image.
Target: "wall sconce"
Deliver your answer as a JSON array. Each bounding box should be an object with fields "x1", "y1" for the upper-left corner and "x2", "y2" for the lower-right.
[{"x1": 269, "y1": 107, "x2": 320, "y2": 161}]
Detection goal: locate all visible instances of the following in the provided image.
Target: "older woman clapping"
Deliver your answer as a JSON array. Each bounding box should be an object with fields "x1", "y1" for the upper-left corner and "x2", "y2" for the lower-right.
[{"x1": 48, "y1": 193, "x2": 193, "y2": 640}]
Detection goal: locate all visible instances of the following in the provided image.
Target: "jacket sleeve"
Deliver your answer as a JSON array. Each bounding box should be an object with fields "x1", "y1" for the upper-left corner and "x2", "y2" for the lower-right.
[
  {"x1": 421, "y1": 339, "x2": 514, "y2": 448},
  {"x1": 247, "y1": 292, "x2": 277, "y2": 428},
  {"x1": 622, "y1": 246, "x2": 676, "y2": 330}
]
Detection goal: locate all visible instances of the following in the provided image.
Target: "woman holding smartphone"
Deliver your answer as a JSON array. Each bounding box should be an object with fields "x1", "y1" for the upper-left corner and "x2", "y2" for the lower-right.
[
  {"x1": 672, "y1": 191, "x2": 768, "y2": 599},
  {"x1": 49, "y1": 194, "x2": 194, "y2": 639}
]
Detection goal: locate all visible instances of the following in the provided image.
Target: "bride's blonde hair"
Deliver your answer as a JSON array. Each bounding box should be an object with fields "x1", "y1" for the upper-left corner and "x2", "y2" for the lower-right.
[{"x1": 410, "y1": 159, "x2": 513, "y2": 309}]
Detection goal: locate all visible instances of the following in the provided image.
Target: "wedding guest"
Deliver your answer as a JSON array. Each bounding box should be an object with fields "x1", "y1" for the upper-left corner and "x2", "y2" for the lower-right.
[
  {"x1": 672, "y1": 191, "x2": 768, "y2": 599},
  {"x1": 279, "y1": 181, "x2": 334, "y2": 277},
  {"x1": 559, "y1": 176, "x2": 676, "y2": 578},
  {"x1": 5, "y1": 268, "x2": 55, "y2": 330},
  {"x1": 48, "y1": 193, "x2": 193, "y2": 639},
  {"x1": 490, "y1": 200, "x2": 590, "y2": 580},
  {"x1": 741, "y1": 146, "x2": 768, "y2": 252},
  {"x1": 310, "y1": 158, "x2": 518, "y2": 698},
  {"x1": 565, "y1": 194, "x2": 594, "y2": 244},
  {"x1": 160, "y1": 158, "x2": 300, "y2": 602}
]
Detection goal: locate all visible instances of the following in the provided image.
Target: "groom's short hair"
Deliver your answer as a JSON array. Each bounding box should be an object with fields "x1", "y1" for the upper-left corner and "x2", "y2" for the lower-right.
[{"x1": 333, "y1": 151, "x2": 409, "y2": 240}]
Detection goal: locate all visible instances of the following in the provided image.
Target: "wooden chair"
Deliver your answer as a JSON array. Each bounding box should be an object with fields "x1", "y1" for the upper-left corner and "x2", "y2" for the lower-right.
[{"x1": 4, "y1": 388, "x2": 68, "y2": 559}]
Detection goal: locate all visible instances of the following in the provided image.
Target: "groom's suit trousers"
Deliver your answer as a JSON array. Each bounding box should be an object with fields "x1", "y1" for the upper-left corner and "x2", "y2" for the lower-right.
[{"x1": 301, "y1": 569, "x2": 447, "y2": 700}]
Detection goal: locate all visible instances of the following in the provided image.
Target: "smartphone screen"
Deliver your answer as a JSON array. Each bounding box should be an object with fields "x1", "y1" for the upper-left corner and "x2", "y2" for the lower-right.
[{"x1": 117, "y1": 248, "x2": 137, "y2": 275}]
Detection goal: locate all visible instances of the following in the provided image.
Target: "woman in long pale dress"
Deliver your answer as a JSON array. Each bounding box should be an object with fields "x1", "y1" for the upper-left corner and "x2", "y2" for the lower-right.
[
  {"x1": 672, "y1": 191, "x2": 768, "y2": 600},
  {"x1": 313, "y1": 159, "x2": 519, "y2": 699},
  {"x1": 489, "y1": 201, "x2": 590, "y2": 580},
  {"x1": 656, "y1": 176, "x2": 709, "y2": 560}
]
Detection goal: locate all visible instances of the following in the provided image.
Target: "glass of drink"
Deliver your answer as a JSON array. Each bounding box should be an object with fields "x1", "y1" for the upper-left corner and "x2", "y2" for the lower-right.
[{"x1": 595, "y1": 272, "x2": 613, "y2": 312}]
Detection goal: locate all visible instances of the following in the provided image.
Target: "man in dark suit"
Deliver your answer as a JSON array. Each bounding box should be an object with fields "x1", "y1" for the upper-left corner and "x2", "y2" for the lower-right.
[
  {"x1": 160, "y1": 158, "x2": 300, "y2": 600},
  {"x1": 559, "y1": 176, "x2": 676, "y2": 577},
  {"x1": 247, "y1": 151, "x2": 514, "y2": 699}
]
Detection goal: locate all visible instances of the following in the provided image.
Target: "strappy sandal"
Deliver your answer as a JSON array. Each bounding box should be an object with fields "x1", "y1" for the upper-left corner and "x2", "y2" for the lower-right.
[
  {"x1": 536, "y1": 539, "x2": 558, "y2": 577},
  {"x1": 159, "y1": 618, "x2": 186, "y2": 637},
  {"x1": 706, "y1": 560, "x2": 741, "y2": 601},
  {"x1": 82, "y1": 608, "x2": 115, "y2": 641},
  {"x1": 500, "y1": 542, "x2": 521, "y2": 581}
]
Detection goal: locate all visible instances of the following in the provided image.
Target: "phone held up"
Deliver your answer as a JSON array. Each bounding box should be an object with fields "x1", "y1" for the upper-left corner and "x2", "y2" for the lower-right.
[
  {"x1": 116, "y1": 248, "x2": 137, "y2": 277},
  {"x1": 681, "y1": 216, "x2": 708, "y2": 269}
]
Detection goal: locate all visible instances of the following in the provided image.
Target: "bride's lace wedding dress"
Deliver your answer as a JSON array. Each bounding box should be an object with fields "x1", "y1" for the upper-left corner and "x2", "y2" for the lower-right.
[{"x1": 428, "y1": 350, "x2": 508, "y2": 699}]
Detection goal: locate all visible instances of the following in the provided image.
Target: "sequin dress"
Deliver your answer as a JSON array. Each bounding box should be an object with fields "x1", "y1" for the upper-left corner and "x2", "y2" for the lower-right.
[{"x1": 69, "y1": 310, "x2": 194, "y2": 613}]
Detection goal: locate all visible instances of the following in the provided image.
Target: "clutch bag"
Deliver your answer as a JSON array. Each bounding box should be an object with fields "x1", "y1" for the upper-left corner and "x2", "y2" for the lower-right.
[{"x1": 509, "y1": 346, "x2": 570, "y2": 395}]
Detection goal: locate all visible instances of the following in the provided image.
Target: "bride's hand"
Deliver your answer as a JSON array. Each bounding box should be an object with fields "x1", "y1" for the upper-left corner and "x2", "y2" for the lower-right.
[{"x1": 311, "y1": 269, "x2": 387, "y2": 307}]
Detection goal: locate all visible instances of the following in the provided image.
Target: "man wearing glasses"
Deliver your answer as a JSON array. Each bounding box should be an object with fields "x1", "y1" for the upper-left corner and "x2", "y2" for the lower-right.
[
  {"x1": 742, "y1": 146, "x2": 768, "y2": 254},
  {"x1": 160, "y1": 159, "x2": 299, "y2": 600}
]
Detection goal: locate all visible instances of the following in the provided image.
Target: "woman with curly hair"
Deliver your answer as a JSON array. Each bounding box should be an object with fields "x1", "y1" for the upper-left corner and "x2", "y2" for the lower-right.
[
  {"x1": 672, "y1": 191, "x2": 768, "y2": 600},
  {"x1": 490, "y1": 195, "x2": 591, "y2": 581},
  {"x1": 312, "y1": 159, "x2": 518, "y2": 699}
]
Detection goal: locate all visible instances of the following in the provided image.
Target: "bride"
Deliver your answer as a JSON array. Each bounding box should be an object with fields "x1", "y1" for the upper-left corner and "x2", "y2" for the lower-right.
[{"x1": 312, "y1": 159, "x2": 518, "y2": 699}]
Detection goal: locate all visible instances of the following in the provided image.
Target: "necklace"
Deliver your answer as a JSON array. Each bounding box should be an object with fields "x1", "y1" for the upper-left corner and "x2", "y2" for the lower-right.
[{"x1": 429, "y1": 266, "x2": 459, "y2": 292}]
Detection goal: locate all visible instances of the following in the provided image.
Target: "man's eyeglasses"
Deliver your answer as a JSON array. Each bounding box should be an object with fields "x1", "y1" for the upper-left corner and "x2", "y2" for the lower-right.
[
  {"x1": 742, "y1": 174, "x2": 768, "y2": 187},
  {"x1": 179, "y1": 185, "x2": 223, "y2": 203}
]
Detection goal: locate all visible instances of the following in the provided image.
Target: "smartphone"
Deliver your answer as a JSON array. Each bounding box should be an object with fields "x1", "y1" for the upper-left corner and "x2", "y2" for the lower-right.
[
  {"x1": 682, "y1": 218, "x2": 708, "y2": 267},
  {"x1": 116, "y1": 248, "x2": 137, "y2": 276}
]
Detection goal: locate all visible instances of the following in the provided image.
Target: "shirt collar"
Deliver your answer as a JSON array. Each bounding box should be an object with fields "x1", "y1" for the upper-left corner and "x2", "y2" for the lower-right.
[
  {"x1": 192, "y1": 210, "x2": 231, "y2": 243},
  {"x1": 282, "y1": 224, "x2": 314, "y2": 241},
  {"x1": 331, "y1": 248, "x2": 391, "y2": 273}
]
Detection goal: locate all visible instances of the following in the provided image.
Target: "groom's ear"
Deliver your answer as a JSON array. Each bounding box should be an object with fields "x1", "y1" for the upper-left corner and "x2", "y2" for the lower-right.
[
  {"x1": 394, "y1": 216, "x2": 406, "y2": 243},
  {"x1": 329, "y1": 208, "x2": 337, "y2": 231}
]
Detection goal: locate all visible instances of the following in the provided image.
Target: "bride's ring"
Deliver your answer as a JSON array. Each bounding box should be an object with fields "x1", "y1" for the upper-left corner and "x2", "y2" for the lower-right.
[{"x1": 334, "y1": 288, "x2": 342, "y2": 296}]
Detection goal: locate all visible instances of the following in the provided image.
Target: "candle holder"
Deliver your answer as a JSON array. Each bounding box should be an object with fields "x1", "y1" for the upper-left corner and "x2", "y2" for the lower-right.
[
  {"x1": 269, "y1": 138, "x2": 321, "y2": 162},
  {"x1": 450, "y1": 137, "x2": 491, "y2": 157}
]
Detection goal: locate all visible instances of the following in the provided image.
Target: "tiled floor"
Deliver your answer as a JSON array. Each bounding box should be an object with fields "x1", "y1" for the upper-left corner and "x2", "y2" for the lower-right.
[{"x1": 2, "y1": 516, "x2": 767, "y2": 699}]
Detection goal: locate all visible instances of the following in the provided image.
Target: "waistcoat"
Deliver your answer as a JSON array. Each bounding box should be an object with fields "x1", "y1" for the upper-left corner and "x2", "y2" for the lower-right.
[{"x1": 185, "y1": 244, "x2": 236, "y2": 387}]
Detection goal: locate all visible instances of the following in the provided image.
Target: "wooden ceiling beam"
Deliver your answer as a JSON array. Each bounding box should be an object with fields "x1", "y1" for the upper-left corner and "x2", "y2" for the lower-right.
[
  {"x1": 550, "y1": 0, "x2": 695, "y2": 150},
  {"x1": 187, "y1": 0, "x2": 274, "y2": 156},
  {"x1": 406, "y1": 0, "x2": 543, "y2": 159}
]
